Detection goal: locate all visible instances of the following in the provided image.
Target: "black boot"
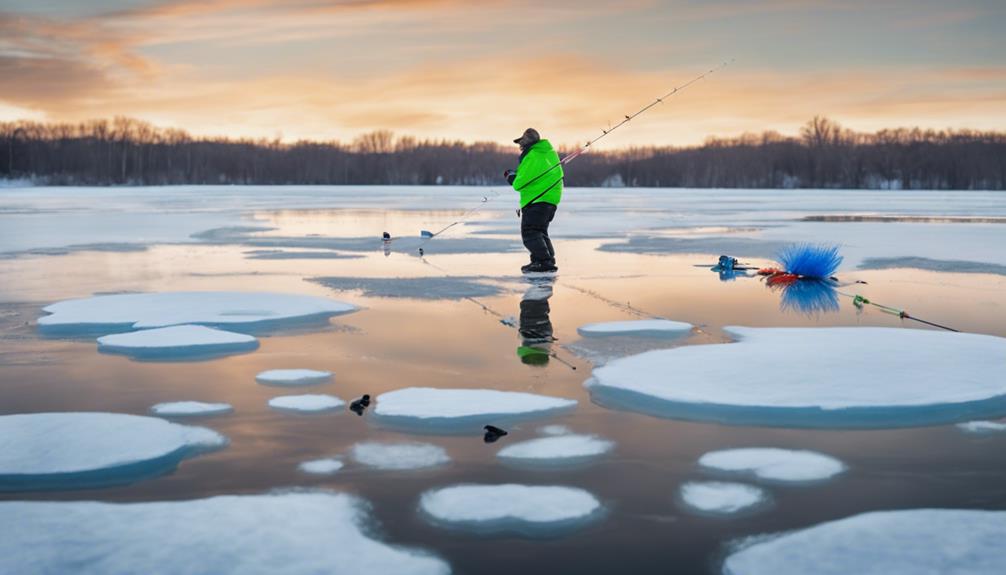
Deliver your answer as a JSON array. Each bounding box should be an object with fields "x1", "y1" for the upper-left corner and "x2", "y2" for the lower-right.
[{"x1": 523, "y1": 260, "x2": 558, "y2": 274}]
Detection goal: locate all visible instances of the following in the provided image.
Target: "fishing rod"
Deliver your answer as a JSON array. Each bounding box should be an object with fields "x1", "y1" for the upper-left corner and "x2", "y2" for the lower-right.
[
  {"x1": 409, "y1": 60, "x2": 734, "y2": 253},
  {"x1": 837, "y1": 291, "x2": 959, "y2": 332}
]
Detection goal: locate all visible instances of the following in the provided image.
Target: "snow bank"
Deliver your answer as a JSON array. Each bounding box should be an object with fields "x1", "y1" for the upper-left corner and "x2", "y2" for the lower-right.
[
  {"x1": 497, "y1": 435, "x2": 614, "y2": 468},
  {"x1": 98, "y1": 325, "x2": 258, "y2": 359},
  {"x1": 256, "y1": 369, "x2": 332, "y2": 387},
  {"x1": 0, "y1": 412, "x2": 225, "y2": 491},
  {"x1": 350, "y1": 442, "x2": 450, "y2": 470},
  {"x1": 298, "y1": 458, "x2": 344, "y2": 475},
  {"x1": 956, "y1": 420, "x2": 1006, "y2": 434},
  {"x1": 268, "y1": 394, "x2": 344, "y2": 413},
  {"x1": 419, "y1": 484, "x2": 603, "y2": 535},
  {"x1": 0, "y1": 492, "x2": 450, "y2": 575},
  {"x1": 586, "y1": 327, "x2": 1006, "y2": 428},
  {"x1": 39, "y1": 291, "x2": 356, "y2": 334},
  {"x1": 723, "y1": 509, "x2": 1006, "y2": 575},
  {"x1": 679, "y1": 481, "x2": 767, "y2": 516},
  {"x1": 577, "y1": 319, "x2": 693, "y2": 338},
  {"x1": 373, "y1": 387, "x2": 577, "y2": 433},
  {"x1": 150, "y1": 401, "x2": 233, "y2": 417},
  {"x1": 698, "y1": 448, "x2": 845, "y2": 483}
]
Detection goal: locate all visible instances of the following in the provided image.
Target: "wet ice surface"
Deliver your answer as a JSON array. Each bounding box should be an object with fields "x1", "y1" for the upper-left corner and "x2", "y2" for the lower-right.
[
  {"x1": 98, "y1": 325, "x2": 259, "y2": 360},
  {"x1": 350, "y1": 442, "x2": 450, "y2": 470},
  {"x1": 698, "y1": 448, "x2": 845, "y2": 483},
  {"x1": 586, "y1": 327, "x2": 1006, "y2": 428},
  {"x1": 298, "y1": 458, "x2": 345, "y2": 475},
  {"x1": 2, "y1": 186, "x2": 1006, "y2": 574},
  {"x1": 39, "y1": 291, "x2": 357, "y2": 333},
  {"x1": 0, "y1": 493, "x2": 450, "y2": 575},
  {"x1": 151, "y1": 401, "x2": 233, "y2": 417},
  {"x1": 577, "y1": 319, "x2": 693, "y2": 338},
  {"x1": 723, "y1": 509, "x2": 1006, "y2": 575},
  {"x1": 268, "y1": 394, "x2": 345, "y2": 413},
  {"x1": 313, "y1": 276, "x2": 505, "y2": 299},
  {"x1": 496, "y1": 434, "x2": 614, "y2": 468},
  {"x1": 419, "y1": 484, "x2": 604, "y2": 535},
  {"x1": 256, "y1": 369, "x2": 332, "y2": 386},
  {"x1": 0, "y1": 413, "x2": 225, "y2": 491},
  {"x1": 373, "y1": 388, "x2": 577, "y2": 432},
  {"x1": 957, "y1": 420, "x2": 1006, "y2": 434},
  {"x1": 679, "y1": 481, "x2": 768, "y2": 516}
]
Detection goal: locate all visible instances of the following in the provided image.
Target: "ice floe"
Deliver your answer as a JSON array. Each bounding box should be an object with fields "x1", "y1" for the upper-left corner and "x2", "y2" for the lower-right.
[
  {"x1": 698, "y1": 448, "x2": 845, "y2": 483},
  {"x1": 577, "y1": 319, "x2": 693, "y2": 338},
  {"x1": 38, "y1": 291, "x2": 356, "y2": 334},
  {"x1": 150, "y1": 401, "x2": 233, "y2": 417},
  {"x1": 538, "y1": 424, "x2": 572, "y2": 436},
  {"x1": 298, "y1": 458, "x2": 345, "y2": 475},
  {"x1": 586, "y1": 327, "x2": 1006, "y2": 428},
  {"x1": 956, "y1": 420, "x2": 1006, "y2": 434},
  {"x1": 256, "y1": 369, "x2": 332, "y2": 386},
  {"x1": 373, "y1": 387, "x2": 577, "y2": 432},
  {"x1": 268, "y1": 394, "x2": 345, "y2": 413},
  {"x1": 419, "y1": 484, "x2": 603, "y2": 535},
  {"x1": 679, "y1": 481, "x2": 767, "y2": 516},
  {"x1": 722, "y1": 509, "x2": 1006, "y2": 575},
  {"x1": 497, "y1": 435, "x2": 614, "y2": 468},
  {"x1": 98, "y1": 325, "x2": 258, "y2": 359},
  {"x1": 350, "y1": 442, "x2": 450, "y2": 470},
  {"x1": 0, "y1": 492, "x2": 450, "y2": 575},
  {"x1": 0, "y1": 412, "x2": 225, "y2": 491}
]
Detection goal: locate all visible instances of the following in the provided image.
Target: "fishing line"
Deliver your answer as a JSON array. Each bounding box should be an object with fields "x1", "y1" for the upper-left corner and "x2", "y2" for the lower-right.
[
  {"x1": 837, "y1": 291, "x2": 959, "y2": 332},
  {"x1": 409, "y1": 60, "x2": 733, "y2": 253}
]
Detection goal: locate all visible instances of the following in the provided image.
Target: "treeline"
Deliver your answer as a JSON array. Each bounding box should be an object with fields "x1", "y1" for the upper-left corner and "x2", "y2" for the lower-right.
[{"x1": 2, "y1": 116, "x2": 1004, "y2": 189}]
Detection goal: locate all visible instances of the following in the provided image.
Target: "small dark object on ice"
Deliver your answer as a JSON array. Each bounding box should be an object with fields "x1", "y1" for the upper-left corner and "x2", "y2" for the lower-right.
[
  {"x1": 349, "y1": 394, "x2": 371, "y2": 416},
  {"x1": 483, "y1": 425, "x2": 508, "y2": 443},
  {"x1": 419, "y1": 248, "x2": 424, "y2": 256},
  {"x1": 382, "y1": 232, "x2": 391, "y2": 241}
]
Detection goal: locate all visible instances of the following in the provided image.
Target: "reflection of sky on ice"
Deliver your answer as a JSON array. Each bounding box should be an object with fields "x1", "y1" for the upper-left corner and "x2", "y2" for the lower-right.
[{"x1": 2, "y1": 185, "x2": 1006, "y2": 574}]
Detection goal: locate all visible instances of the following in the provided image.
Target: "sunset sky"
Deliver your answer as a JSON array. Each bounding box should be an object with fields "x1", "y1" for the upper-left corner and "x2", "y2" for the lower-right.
[{"x1": 1, "y1": 0, "x2": 1003, "y2": 147}]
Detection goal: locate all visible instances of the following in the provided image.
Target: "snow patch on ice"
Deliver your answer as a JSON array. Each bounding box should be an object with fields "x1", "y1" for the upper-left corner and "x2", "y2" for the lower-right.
[
  {"x1": 298, "y1": 458, "x2": 345, "y2": 475},
  {"x1": 98, "y1": 325, "x2": 258, "y2": 359},
  {"x1": 956, "y1": 420, "x2": 1006, "y2": 434},
  {"x1": 256, "y1": 369, "x2": 332, "y2": 387},
  {"x1": 578, "y1": 319, "x2": 693, "y2": 338},
  {"x1": 150, "y1": 401, "x2": 233, "y2": 417},
  {"x1": 679, "y1": 481, "x2": 767, "y2": 516},
  {"x1": 698, "y1": 448, "x2": 845, "y2": 483},
  {"x1": 419, "y1": 484, "x2": 603, "y2": 535},
  {"x1": 497, "y1": 435, "x2": 614, "y2": 468},
  {"x1": 0, "y1": 492, "x2": 450, "y2": 575},
  {"x1": 373, "y1": 387, "x2": 577, "y2": 433},
  {"x1": 723, "y1": 509, "x2": 1006, "y2": 575},
  {"x1": 538, "y1": 424, "x2": 572, "y2": 436},
  {"x1": 586, "y1": 327, "x2": 1006, "y2": 428},
  {"x1": 268, "y1": 394, "x2": 345, "y2": 413},
  {"x1": 0, "y1": 412, "x2": 225, "y2": 491},
  {"x1": 39, "y1": 291, "x2": 356, "y2": 334},
  {"x1": 350, "y1": 442, "x2": 450, "y2": 470}
]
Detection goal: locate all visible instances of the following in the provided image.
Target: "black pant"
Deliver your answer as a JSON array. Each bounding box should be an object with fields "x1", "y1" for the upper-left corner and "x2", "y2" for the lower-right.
[{"x1": 520, "y1": 202, "x2": 557, "y2": 264}]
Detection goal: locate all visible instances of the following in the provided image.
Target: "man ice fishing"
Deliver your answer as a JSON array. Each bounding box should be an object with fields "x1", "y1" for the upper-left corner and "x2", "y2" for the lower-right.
[{"x1": 504, "y1": 128, "x2": 563, "y2": 274}]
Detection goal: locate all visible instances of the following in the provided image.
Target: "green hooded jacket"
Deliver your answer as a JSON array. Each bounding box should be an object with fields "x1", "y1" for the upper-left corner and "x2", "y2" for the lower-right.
[{"x1": 512, "y1": 139, "x2": 563, "y2": 209}]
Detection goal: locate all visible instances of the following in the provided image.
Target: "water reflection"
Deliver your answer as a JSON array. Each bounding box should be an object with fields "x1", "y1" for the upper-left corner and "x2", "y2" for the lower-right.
[
  {"x1": 517, "y1": 278, "x2": 555, "y2": 366},
  {"x1": 773, "y1": 279, "x2": 841, "y2": 316}
]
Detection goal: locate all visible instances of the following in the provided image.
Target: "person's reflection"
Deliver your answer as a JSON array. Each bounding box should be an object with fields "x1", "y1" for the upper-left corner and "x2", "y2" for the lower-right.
[{"x1": 517, "y1": 278, "x2": 555, "y2": 366}]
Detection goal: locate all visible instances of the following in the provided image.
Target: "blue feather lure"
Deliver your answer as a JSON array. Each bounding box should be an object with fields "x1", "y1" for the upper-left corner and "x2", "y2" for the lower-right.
[{"x1": 777, "y1": 244, "x2": 843, "y2": 279}]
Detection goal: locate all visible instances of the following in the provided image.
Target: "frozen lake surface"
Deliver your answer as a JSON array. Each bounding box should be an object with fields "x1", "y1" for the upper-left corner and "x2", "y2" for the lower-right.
[{"x1": 1, "y1": 185, "x2": 1005, "y2": 574}]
